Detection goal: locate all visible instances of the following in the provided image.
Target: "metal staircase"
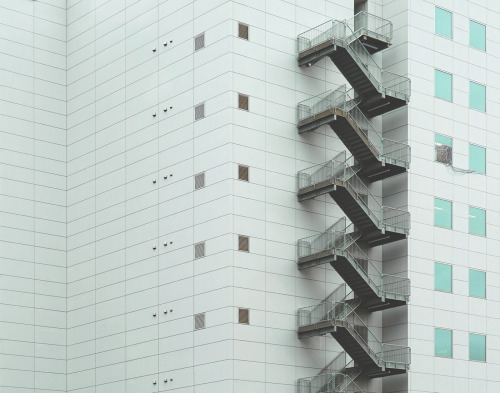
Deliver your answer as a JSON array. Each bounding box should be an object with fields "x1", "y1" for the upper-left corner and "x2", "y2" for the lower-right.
[
  {"x1": 297, "y1": 219, "x2": 410, "y2": 311},
  {"x1": 297, "y1": 86, "x2": 410, "y2": 181},
  {"x1": 295, "y1": 10, "x2": 411, "y2": 392},
  {"x1": 297, "y1": 152, "x2": 410, "y2": 246},
  {"x1": 297, "y1": 12, "x2": 410, "y2": 117},
  {"x1": 297, "y1": 296, "x2": 410, "y2": 377}
]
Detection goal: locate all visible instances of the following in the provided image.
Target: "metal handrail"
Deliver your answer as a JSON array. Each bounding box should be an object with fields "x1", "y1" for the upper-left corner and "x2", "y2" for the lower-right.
[
  {"x1": 345, "y1": 11, "x2": 393, "y2": 42},
  {"x1": 297, "y1": 372, "x2": 366, "y2": 393},
  {"x1": 297, "y1": 87, "x2": 411, "y2": 166}
]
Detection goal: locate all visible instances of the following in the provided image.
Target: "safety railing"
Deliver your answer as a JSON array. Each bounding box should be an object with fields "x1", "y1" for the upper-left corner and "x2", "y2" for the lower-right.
[
  {"x1": 297, "y1": 16, "x2": 410, "y2": 101},
  {"x1": 346, "y1": 11, "x2": 393, "y2": 43},
  {"x1": 297, "y1": 87, "x2": 411, "y2": 167},
  {"x1": 297, "y1": 372, "x2": 366, "y2": 393},
  {"x1": 296, "y1": 216, "x2": 349, "y2": 259},
  {"x1": 382, "y1": 206, "x2": 411, "y2": 232},
  {"x1": 298, "y1": 301, "x2": 411, "y2": 368}
]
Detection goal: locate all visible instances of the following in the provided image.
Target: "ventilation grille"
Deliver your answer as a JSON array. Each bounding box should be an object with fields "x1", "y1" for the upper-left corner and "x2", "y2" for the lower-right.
[
  {"x1": 194, "y1": 313, "x2": 205, "y2": 330},
  {"x1": 194, "y1": 242, "x2": 205, "y2": 259},
  {"x1": 238, "y1": 235, "x2": 249, "y2": 252},
  {"x1": 238, "y1": 165, "x2": 249, "y2": 181},
  {"x1": 239, "y1": 308, "x2": 249, "y2": 324},
  {"x1": 238, "y1": 94, "x2": 249, "y2": 111},
  {"x1": 436, "y1": 144, "x2": 452, "y2": 165},
  {"x1": 238, "y1": 23, "x2": 249, "y2": 40},
  {"x1": 195, "y1": 103, "x2": 205, "y2": 120},
  {"x1": 194, "y1": 33, "x2": 205, "y2": 51},
  {"x1": 194, "y1": 172, "x2": 205, "y2": 190}
]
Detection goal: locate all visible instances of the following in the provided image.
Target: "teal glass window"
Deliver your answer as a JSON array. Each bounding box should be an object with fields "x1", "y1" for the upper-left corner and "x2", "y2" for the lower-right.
[
  {"x1": 469, "y1": 269, "x2": 486, "y2": 298},
  {"x1": 435, "y1": 134, "x2": 452, "y2": 164},
  {"x1": 435, "y1": 70, "x2": 452, "y2": 101},
  {"x1": 469, "y1": 333, "x2": 486, "y2": 361},
  {"x1": 434, "y1": 198, "x2": 452, "y2": 229},
  {"x1": 470, "y1": 20, "x2": 486, "y2": 51},
  {"x1": 435, "y1": 7, "x2": 452, "y2": 38},
  {"x1": 469, "y1": 144, "x2": 486, "y2": 174},
  {"x1": 469, "y1": 206, "x2": 486, "y2": 236},
  {"x1": 435, "y1": 262, "x2": 452, "y2": 292},
  {"x1": 470, "y1": 82, "x2": 486, "y2": 112},
  {"x1": 435, "y1": 328, "x2": 452, "y2": 357}
]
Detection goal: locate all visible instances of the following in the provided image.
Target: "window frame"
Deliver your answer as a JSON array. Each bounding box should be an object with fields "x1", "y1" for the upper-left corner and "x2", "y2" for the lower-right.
[
  {"x1": 469, "y1": 332, "x2": 486, "y2": 362},
  {"x1": 469, "y1": 19, "x2": 486, "y2": 51},
  {"x1": 469, "y1": 268, "x2": 486, "y2": 299},
  {"x1": 434, "y1": 262, "x2": 453, "y2": 293},
  {"x1": 469, "y1": 143, "x2": 486, "y2": 174},
  {"x1": 435, "y1": 327, "x2": 453, "y2": 358},
  {"x1": 435, "y1": 69, "x2": 453, "y2": 102},
  {"x1": 468, "y1": 205, "x2": 486, "y2": 237},
  {"x1": 434, "y1": 197, "x2": 453, "y2": 229},
  {"x1": 435, "y1": 7, "x2": 453, "y2": 39}
]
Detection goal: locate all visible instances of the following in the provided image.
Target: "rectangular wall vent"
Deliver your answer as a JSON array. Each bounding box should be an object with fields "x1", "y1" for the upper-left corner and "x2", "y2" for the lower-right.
[
  {"x1": 194, "y1": 32, "x2": 205, "y2": 51},
  {"x1": 194, "y1": 313, "x2": 205, "y2": 330},
  {"x1": 195, "y1": 103, "x2": 205, "y2": 120},
  {"x1": 238, "y1": 165, "x2": 249, "y2": 181},
  {"x1": 238, "y1": 235, "x2": 249, "y2": 252},
  {"x1": 238, "y1": 308, "x2": 249, "y2": 324},
  {"x1": 194, "y1": 172, "x2": 205, "y2": 190},
  {"x1": 238, "y1": 23, "x2": 249, "y2": 40},
  {"x1": 238, "y1": 94, "x2": 249, "y2": 111},
  {"x1": 194, "y1": 242, "x2": 205, "y2": 259}
]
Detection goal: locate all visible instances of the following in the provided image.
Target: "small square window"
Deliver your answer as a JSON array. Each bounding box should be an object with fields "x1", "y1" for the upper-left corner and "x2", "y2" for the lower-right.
[
  {"x1": 435, "y1": 328, "x2": 452, "y2": 358},
  {"x1": 435, "y1": 262, "x2": 452, "y2": 292},
  {"x1": 435, "y1": 7, "x2": 452, "y2": 38},
  {"x1": 469, "y1": 206, "x2": 486, "y2": 236},
  {"x1": 238, "y1": 165, "x2": 249, "y2": 181},
  {"x1": 238, "y1": 93, "x2": 249, "y2": 111},
  {"x1": 470, "y1": 20, "x2": 486, "y2": 51},
  {"x1": 194, "y1": 172, "x2": 205, "y2": 190},
  {"x1": 435, "y1": 134, "x2": 452, "y2": 165},
  {"x1": 195, "y1": 103, "x2": 205, "y2": 120},
  {"x1": 194, "y1": 32, "x2": 205, "y2": 51},
  {"x1": 238, "y1": 22, "x2": 249, "y2": 40},
  {"x1": 435, "y1": 70, "x2": 452, "y2": 102},
  {"x1": 238, "y1": 235, "x2": 249, "y2": 252},
  {"x1": 194, "y1": 241, "x2": 205, "y2": 259},
  {"x1": 469, "y1": 269, "x2": 486, "y2": 298},
  {"x1": 194, "y1": 313, "x2": 205, "y2": 330},
  {"x1": 469, "y1": 81, "x2": 486, "y2": 112},
  {"x1": 469, "y1": 333, "x2": 486, "y2": 361},
  {"x1": 238, "y1": 308, "x2": 249, "y2": 324},
  {"x1": 434, "y1": 198, "x2": 452, "y2": 229},
  {"x1": 469, "y1": 144, "x2": 486, "y2": 174}
]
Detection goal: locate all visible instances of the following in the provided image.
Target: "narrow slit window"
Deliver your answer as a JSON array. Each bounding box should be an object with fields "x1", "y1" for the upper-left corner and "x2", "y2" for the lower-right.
[
  {"x1": 238, "y1": 93, "x2": 249, "y2": 111},
  {"x1": 194, "y1": 242, "x2": 205, "y2": 259},
  {"x1": 195, "y1": 103, "x2": 205, "y2": 120},
  {"x1": 469, "y1": 269, "x2": 486, "y2": 298},
  {"x1": 435, "y1": 328, "x2": 453, "y2": 357},
  {"x1": 469, "y1": 81, "x2": 486, "y2": 112},
  {"x1": 469, "y1": 206, "x2": 486, "y2": 236},
  {"x1": 194, "y1": 313, "x2": 205, "y2": 330},
  {"x1": 469, "y1": 333, "x2": 486, "y2": 361},
  {"x1": 238, "y1": 308, "x2": 249, "y2": 324},
  {"x1": 434, "y1": 198, "x2": 452, "y2": 229},
  {"x1": 238, "y1": 235, "x2": 249, "y2": 252},
  {"x1": 194, "y1": 172, "x2": 205, "y2": 190},
  {"x1": 435, "y1": 70, "x2": 453, "y2": 102},
  {"x1": 194, "y1": 32, "x2": 205, "y2": 51},
  {"x1": 469, "y1": 144, "x2": 486, "y2": 174},
  {"x1": 238, "y1": 22, "x2": 249, "y2": 40},
  {"x1": 435, "y1": 262, "x2": 452, "y2": 292},
  {"x1": 238, "y1": 165, "x2": 249, "y2": 181},
  {"x1": 470, "y1": 20, "x2": 486, "y2": 51},
  {"x1": 435, "y1": 7, "x2": 452, "y2": 39}
]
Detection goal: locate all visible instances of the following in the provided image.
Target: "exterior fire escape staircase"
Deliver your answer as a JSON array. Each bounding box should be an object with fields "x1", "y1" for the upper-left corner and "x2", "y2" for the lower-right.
[{"x1": 295, "y1": 11, "x2": 411, "y2": 393}]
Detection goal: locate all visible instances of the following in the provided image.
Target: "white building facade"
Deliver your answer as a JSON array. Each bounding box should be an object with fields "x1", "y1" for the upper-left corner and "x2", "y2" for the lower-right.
[{"x1": 0, "y1": 0, "x2": 498, "y2": 392}]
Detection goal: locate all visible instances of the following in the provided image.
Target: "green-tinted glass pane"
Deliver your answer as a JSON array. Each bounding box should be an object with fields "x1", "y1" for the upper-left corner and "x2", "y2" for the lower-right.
[
  {"x1": 435, "y1": 134, "x2": 452, "y2": 146},
  {"x1": 469, "y1": 144, "x2": 486, "y2": 174},
  {"x1": 435, "y1": 328, "x2": 452, "y2": 357},
  {"x1": 435, "y1": 70, "x2": 452, "y2": 101},
  {"x1": 469, "y1": 206, "x2": 486, "y2": 236},
  {"x1": 470, "y1": 82, "x2": 486, "y2": 112},
  {"x1": 435, "y1": 7, "x2": 452, "y2": 38},
  {"x1": 469, "y1": 333, "x2": 486, "y2": 361},
  {"x1": 435, "y1": 263, "x2": 452, "y2": 292},
  {"x1": 470, "y1": 20, "x2": 486, "y2": 51},
  {"x1": 435, "y1": 198, "x2": 452, "y2": 229},
  {"x1": 469, "y1": 269, "x2": 486, "y2": 298}
]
